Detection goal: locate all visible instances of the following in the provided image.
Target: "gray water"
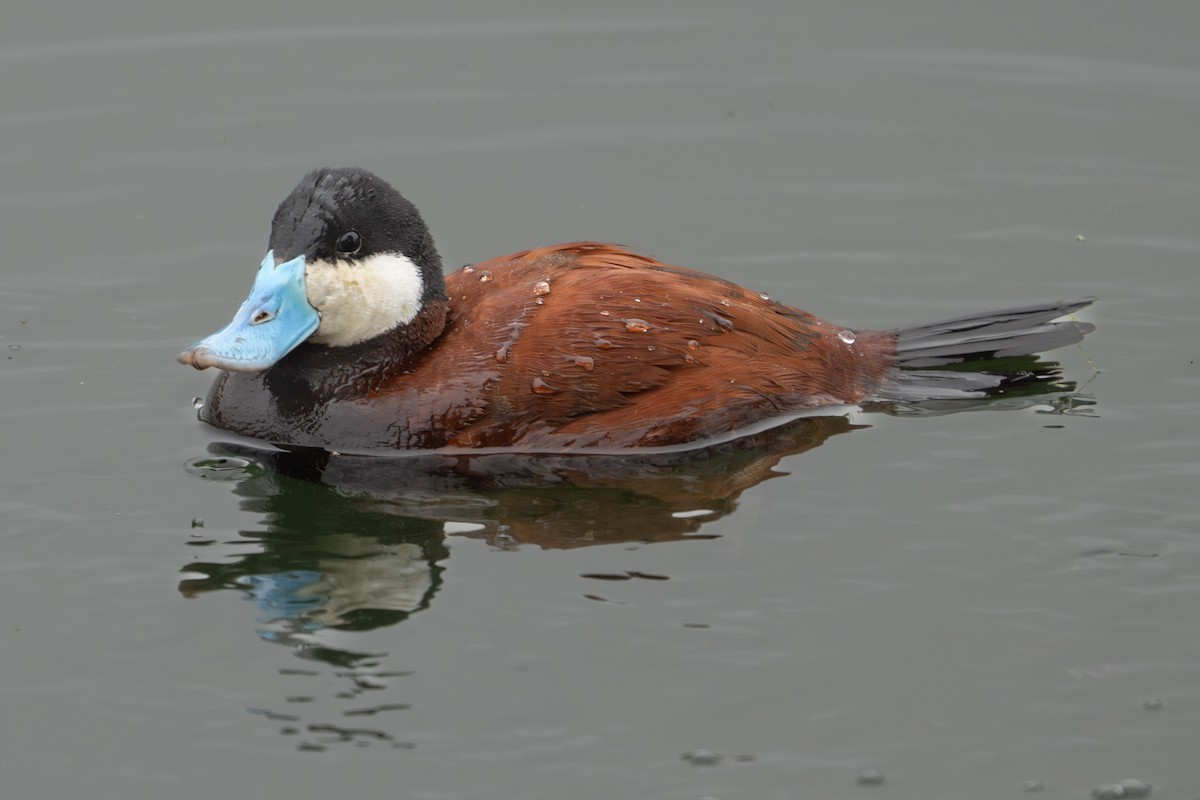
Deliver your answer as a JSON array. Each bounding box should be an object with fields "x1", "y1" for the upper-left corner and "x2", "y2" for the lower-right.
[{"x1": 3, "y1": 1, "x2": 1199, "y2": 798}]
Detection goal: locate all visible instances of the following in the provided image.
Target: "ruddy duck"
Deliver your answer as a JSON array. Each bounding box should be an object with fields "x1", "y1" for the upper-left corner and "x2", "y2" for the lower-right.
[{"x1": 179, "y1": 168, "x2": 1093, "y2": 451}]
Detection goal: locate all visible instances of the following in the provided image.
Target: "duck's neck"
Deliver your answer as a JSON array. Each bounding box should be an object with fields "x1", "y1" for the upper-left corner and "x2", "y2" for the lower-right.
[{"x1": 264, "y1": 300, "x2": 449, "y2": 405}]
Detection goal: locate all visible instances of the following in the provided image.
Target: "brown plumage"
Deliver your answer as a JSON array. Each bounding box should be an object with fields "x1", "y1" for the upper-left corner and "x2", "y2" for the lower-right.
[{"x1": 435, "y1": 243, "x2": 894, "y2": 448}]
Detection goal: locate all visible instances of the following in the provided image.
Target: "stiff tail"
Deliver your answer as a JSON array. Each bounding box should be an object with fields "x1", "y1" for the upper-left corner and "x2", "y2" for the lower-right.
[{"x1": 872, "y1": 298, "x2": 1095, "y2": 403}]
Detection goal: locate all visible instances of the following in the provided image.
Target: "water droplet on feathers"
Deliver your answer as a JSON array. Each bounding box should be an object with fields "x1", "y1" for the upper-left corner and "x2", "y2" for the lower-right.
[{"x1": 566, "y1": 355, "x2": 594, "y2": 371}]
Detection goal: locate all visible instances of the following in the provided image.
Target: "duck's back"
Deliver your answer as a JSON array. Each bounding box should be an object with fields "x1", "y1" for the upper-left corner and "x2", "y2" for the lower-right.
[{"x1": 368, "y1": 243, "x2": 894, "y2": 450}]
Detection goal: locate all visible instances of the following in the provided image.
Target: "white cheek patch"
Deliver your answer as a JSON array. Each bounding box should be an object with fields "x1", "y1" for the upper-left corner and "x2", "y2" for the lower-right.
[{"x1": 304, "y1": 252, "x2": 425, "y2": 347}]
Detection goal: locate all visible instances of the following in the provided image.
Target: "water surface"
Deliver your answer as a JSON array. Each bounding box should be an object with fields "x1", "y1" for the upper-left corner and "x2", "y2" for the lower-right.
[{"x1": 2, "y1": 1, "x2": 1198, "y2": 798}]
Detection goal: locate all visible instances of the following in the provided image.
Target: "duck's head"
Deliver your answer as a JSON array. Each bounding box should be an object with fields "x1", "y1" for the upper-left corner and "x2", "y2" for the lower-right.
[{"x1": 179, "y1": 168, "x2": 446, "y2": 372}]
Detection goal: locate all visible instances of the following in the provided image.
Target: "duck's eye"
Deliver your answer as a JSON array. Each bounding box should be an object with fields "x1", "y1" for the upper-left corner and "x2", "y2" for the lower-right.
[{"x1": 335, "y1": 230, "x2": 362, "y2": 256}]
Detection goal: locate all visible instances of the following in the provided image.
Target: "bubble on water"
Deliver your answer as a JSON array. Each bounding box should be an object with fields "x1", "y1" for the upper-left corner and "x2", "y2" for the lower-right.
[
  {"x1": 624, "y1": 318, "x2": 651, "y2": 333},
  {"x1": 1116, "y1": 779, "x2": 1152, "y2": 798},
  {"x1": 1022, "y1": 779, "x2": 1046, "y2": 793},
  {"x1": 531, "y1": 377, "x2": 559, "y2": 395},
  {"x1": 192, "y1": 397, "x2": 204, "y2": 410},
  {"x1": 533, "y1": 280, "x2": 551, "y2": 296},
  {"x1": 856, "y1": 769, "x2": 885, "y2": 786},
  {"x1": 759, "y1": 292, "x2": 770, "y2": 301},
  {"x1": 566, "y1": 355, "x2": 594, "y2": 371},
  {"x1": 838, "y1": 330, "x2": 857, "y2": 344},
  {"x1": 184, "y1": 455, "x2": 262, "y2": 481},
  {"x1": 462, "y1": 264, "x2": 476, "y2": 273},
  {"x1": 594, "y1": 338, "x2": 613, "y2": 350},
  {"x1": 478, "y1": 270, "x2": 493, "y2": 282},
  {"x1": 599, "y1": 310, "x2": 611, "y2": 317},
  {"x1": 494, "y1": 345, "x2": 509, "y2": 363},
  {"x1": 1141, "y1": 698, "x2": 1162, "y2": 711},
  {"x1": 1090, "y1": 785, "x2": 1125, "y2": 800},
  {"x1": 687, "y1": 339, "x2": 700, "y2": 350},
  {"x1": 682, "y1": 749, "x2": 722, "y2": 766},
  {"x1": 190, "y1": 517, "x2": 205, "y2": 529}
]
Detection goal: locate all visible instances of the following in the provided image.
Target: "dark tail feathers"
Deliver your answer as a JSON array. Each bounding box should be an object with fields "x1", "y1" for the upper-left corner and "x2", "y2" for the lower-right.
[{"x1": 873, "y1": 298, "x2": 1095, "y2": 402}]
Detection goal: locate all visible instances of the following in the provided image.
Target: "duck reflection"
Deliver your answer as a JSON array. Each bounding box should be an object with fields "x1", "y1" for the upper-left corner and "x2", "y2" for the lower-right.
[{"x1": 179, "y1": 414, "x2": 858, "y2": 641}]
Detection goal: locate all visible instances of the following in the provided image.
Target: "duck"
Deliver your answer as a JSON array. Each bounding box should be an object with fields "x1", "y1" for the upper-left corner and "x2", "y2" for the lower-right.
[{"x1": 179, "y1": 167, "x2": 1094, "y2": 452}]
